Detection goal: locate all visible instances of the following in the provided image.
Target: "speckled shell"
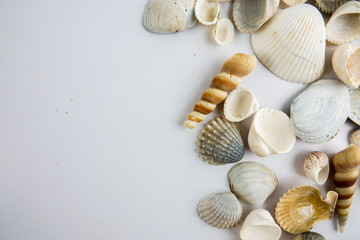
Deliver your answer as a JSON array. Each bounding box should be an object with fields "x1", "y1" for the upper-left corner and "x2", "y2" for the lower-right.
[
  {"x1": 281, "y1": 0, "x2": 307, "y2": 6},
  {"x1": 197, "y1": 192, "x2": 243, "y2": 228},
  {"x1": 316, "y1": 0, "x2": 351, "y2": 14},
  {"x1": 293, "y1": 231, "x2": 326, "y2": 240},
  {"x1": 212, "y1": 18, "x2": 234, "y2": 46},
  {"x1": 275, "y1": 185, "x2": 338, "y2": 234},
  {"x1": 228, "y1": 162, "x2": 278, "y2": 206},
  {"x1": 349, "y1": 88, "x2": 360, "y2": 125},
  {"x1": 350, "y1": 129, "x2": 360, "y2": 147},
  {"x1": 290, "y1": 79, "x2": 350, "y2": 144},
  {"x1": 195, "y1": 0, "x2": 220, "y2": 25},
  {"x1": 303, "y1": 152, "x2": 329, "y2": 185}
]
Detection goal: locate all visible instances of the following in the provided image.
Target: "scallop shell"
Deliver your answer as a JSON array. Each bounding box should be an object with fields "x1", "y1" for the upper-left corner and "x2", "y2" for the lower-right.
[
  {"x1": 195, "y1": 0, "x2": 220, "y2": 25},
  {"x1": 350, "y1": 129, "x2": 360, "y2": 147},
  {"x1": 281, "y1": 0, "x2": 307, "y2": 6},
  {"x1": 293, "y1": 231, "x2": 326, "y2": 240},
  {"x1": 197, "y1": 192, "x2": 243, "y2": 228},
  {"x1": 290, "y1": 79, "x2": 350, "y2": 144},
  {"x1": 251, "y1": 4, "x2": 326, "y2": 84},
  {"x1": 198, "y1": 116, "x2": 245, "y2": 165},
  {"x1": 212, "y1": 18, "x2": 234, "y2": 45},
  {"x1": 326, "y1": 1, "x2": 360, "y2": 44},
  {"x1": 332, "y1": 43, "x2": 360, "y2": 89},
  {"x1": 248, "y1": 107, "x2": 296, "y2": 157},
  {"x1": 303, "y1": 152, "x2": 329, "y2": 185},
  {"x1": 316, "y1": 0, "x2": 352, "y2": 14},
  {"x1": 239, "y1": 209, "x2": 281, "y2": 240},
  {"x1": 349, "y1": 88, "x2": 360, "y2": 125},
  {"x1": 223, "y1": 86, "x2": 259, "y2": 122},
  {"x1": 228, "y1": 162, "x2": 278, "y2": 206},
  {"x1": 275, "y1": 185, "x2": 338, "y2": 234}
]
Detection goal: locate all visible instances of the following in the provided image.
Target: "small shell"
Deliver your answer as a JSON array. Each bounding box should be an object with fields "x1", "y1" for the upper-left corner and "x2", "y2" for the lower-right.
[
  {"x1": 197, "y1": 192, "x2": 243, "y2": 228},
  {"x1": 281, "y1": 0, "x2": 307, "y2": 6},
  {"x1": 316, "y1": 0, "x2": 351, "y2": 14},
  {"x1": 275, "y1": 185, "x2": 338, "y2": 234},
  {"x1": 195, "y1": 0, "x2": 220, "y2": 25},
  {"x1": 212, "y1": 18, "x2": 234, "y2": 46},
  {"x1": 349, "y1": 88, "x2": 360, "y2": 125},
  {"x1": 239, "y1": 209, "x2": 281, "y2": 240},
  {"x1": 350, "y1": 129, "x2": 360, "y2": 147},
  {"x1": 248, "y1": 107, "x2": 296, "y2": 157},
  {"x1": 228, "y1": 162, "x2": 278, "y2": 206},
  {"x1": 303, "y1": 152, "x2": 329, "y2": 185},
  {"x1": 294, "y1": 231, "x2": 326, "y2": 240},
  {"x1": 223, "y1": 86, "x2": 259, "y2": 122}
]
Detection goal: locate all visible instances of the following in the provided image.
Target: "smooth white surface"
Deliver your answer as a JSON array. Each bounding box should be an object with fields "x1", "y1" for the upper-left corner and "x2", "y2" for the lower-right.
[{"x1": 0, "y1": 1, "x2": 359, "y2": 239}]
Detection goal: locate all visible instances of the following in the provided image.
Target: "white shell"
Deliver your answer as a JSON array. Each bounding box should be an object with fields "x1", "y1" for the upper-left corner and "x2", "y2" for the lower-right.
[
  {"x1": 350, "y1": 88, "x2": 360, "y2": 125},
  {"x1": 195, "y1": 0, "x2": 220, "y2": 25},
  {"x1": 233, "y1": 0, "x2": 280, "y2": 33},
  {"x1": 239, "y1": 209, "x2": 281, "y2": 240},
  {"x1": 251, "y1": 4, "x2": 326, "y2": 84},
  {"x1": 143, "y1": 0, "x2": 197, "y2": 33},
  {"x1": 228, "y1": 162, "x2": 278, "y2": 206},
  {"x1": 212, "y1": 18, "x2": 234, "y2": 45},
  {"x1": 223, "y1": 86, "x2": 259, "y2": 122},
  {"x1": 197, "y1": 192, "x2": 243, "y2": 228},
  {"x1": 248, "y1": 107, "x2": 296, "y2": 157},
  {"x1": 303, "y1": 152, "x2": 329, "y2": 185},
  {"x1": 332, "y1": 44, "x2": 360, "y2": 89},
  {"x1": 326, "y1": 1, "x2": 360, "y2": 44},
  {"x1": 350, "y1": 129, "x2": 360, "y2": 147},
  {"x1": 290, "y1": 79, "x2": 350, "y2": 144},
  {"x1": 281, "y1": 0, "x2": 307, "y2": 6},
  {"x1": 316, "y1": 0, "x2": 352, "y2": 14}
]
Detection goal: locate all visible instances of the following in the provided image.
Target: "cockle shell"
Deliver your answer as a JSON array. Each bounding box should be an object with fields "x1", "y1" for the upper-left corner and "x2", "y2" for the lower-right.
[
  {"x1": 228, "y1": 162, "x2": 278, "y2": 206},
  {"x1": 233, "y1": 0, "x2": 280, "y2": 33},
  {"x1": 195, "y1": 0, "x2": 220, "y2": 25},
  {"x1": 239, "y1": 209, "x2": 281, "y2": 240},
  {"x1": 251, "y1": 4, "x2": 326, "y2": 84},
  {"x1": 350, "y1": 129, "x2": 360, "y2": 147},
  {"x1": 332, "y1": 144, "x2": 360, "y2": 233},
  {"x1": 326, "y1": 1, "x2": 360, "y2": 44},
  {"x1": 248, "y1": 107, "x2": 296, "y2": 157},
  {"x1": 303, "y1": 152, "x2": 329, "y2": 185},
  {"x1": 198, "y1": 116, "x2": 245, "y2": 165},
  {"x1": 143, "y1": 0, "x2": 197, "y2": 34},
  {"x1": 275, "y1": 185, "x2": 338, "y2": 234},
  {"x1": 349, "y1": 88, "x2": 360, "y2": 125},
  {"x1": 223, "y1": 86, "x2": 259, "y2": 122},
  {"x1": 281, "y1": 0, "x2": 307, "y2": 6},
  {"x1": 315, "y1": 0, "x2": 351, "y2": 14},
  {"x1": 197, "y1": 192, "x2": 243, "y2": 228},
  {"x1": 294, "y1": 231, "x2": 326, "y2": 240},
  {"x1": 212, "y1": 18, "x2": 234, "y2": 46},
  {"x1": 290, "y1": 79, "x2": 350, "y2": 144}
]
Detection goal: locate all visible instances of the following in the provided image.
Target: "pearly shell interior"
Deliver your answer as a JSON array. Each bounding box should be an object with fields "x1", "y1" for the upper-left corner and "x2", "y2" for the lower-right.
[{"x1": 212, "y1": 18, "x2": 234, "y2": 45}]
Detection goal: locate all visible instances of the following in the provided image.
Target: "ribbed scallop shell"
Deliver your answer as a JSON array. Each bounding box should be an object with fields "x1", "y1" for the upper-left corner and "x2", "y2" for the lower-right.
[
  {"x1": 294, "y1": 231, "x2": 326, "y2": 240},
  {"x1": 251, "y1": 4, "x2": 326, "y2": 84},
  {"x1": 228, "y1": 162, "x2": 278, "y2": 206},
  {"x1": 290, "y1": 79, "x2": 350, "y2": 144},
  {"x1": 197, "y1": 192, "x2": 243, "y2": 228},
  {"x1": 350, "y1": 88, "x2": 360, "y2": 125},
  {"x1": 195, "y1": 0, "x2": 220, "y2": 25},
  {"x1": 198, "y1": 116, "x2": 245, "y2": 165},
  {"x1": 316, "y1": 0, "x2": 351, "y2": 14},
  {"x1": 212, "y1": 18, "x2": 234, "y2": 46},
  {"x1": 281, "y1": 0, "x2": 307, "y2": 6},
  {"x1": 350, "y1": 129, "x2": 360, "y2": 147},
  {"x1": 303, "y1": 152, "x2": 329, "y2": 185}
]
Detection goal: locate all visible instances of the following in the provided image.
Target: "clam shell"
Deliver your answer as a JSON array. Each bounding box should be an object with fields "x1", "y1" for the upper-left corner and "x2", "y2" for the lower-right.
[
  {"x1": 349, "y1": 88, "x2": 360, "y2": 125},
  {"x1": 326, "y1": 1, "x2": 360, "y2": 44},
  {"x1": 143, "y1": 0, "x2": 197, "y2": 33},
  {"x1": 290, "y1": 79, "x2": 350, "y2": 144},
  {"x1": 281, "y1": 0, "x2": 307, "y2": 6},
  {"x1": 293, "y1": 231, "x2": 326, "y2": 240},
  {"x1": 195, "y1": 0, "x2": 220, "y2": 25},
  {"x1": 239, "y1": 209, "x2": 281, "y2": 240},
  {"x1": 316, "y1": 0, "x2": 352, "y2": 14},
  {"x1": 248, "y1": 107, "x2": 296, "y2": 157},
  {"x1": 223, "y1": 86, "x2": 259, "y2": 122},
  {"x1": 303, "y1": 152, "x2": 329, "y2": 185},
  {"x1": 350, "y1": 129, "x2": 360, "y2": 147},
  {"x1": 197, "y1": 192, "x2": 243, "y2": 228},
  {"x1": 251, "y1": 4, "x2": 326, "y2": 84},
  {"x1": 198, "y1": 116, "x2": 245, "y2": 165},
  {"x1": 212, "y1": 18, "x2": 234, "y2": 45},
  {"x1": 275, "y1": 185, "x2": 338, "y2": 234},
  {"x1": 228, "y1": 162, "x2": 278, "y2": 206}
]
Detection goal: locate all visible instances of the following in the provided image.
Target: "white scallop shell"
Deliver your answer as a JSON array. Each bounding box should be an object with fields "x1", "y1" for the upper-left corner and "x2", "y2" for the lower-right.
[
  {"x1": 228, "y1": 162, "x2": 278, "y2": 206},
  {"x1": 326, "y1": 1, "x2": 360, "y2": 44},
  {"x1": 223, "y1": 86, "x2": 259, "y2": 122},
  {"x1": 195, "y1": 0, "x2": 220, "y2": 25},
  {"x1": 248, "y1": 108, "x2": 296, "y2": 157},
  {"x1": 251, "y1": 4, "x2": 326, "y2": 84},
  {"x1": 290, "y1": 79, "x2": 350, "y2": 144},
  {"x1": 315, "y1": 0, "x2": 351, "y2": 14},
  {"x1": 233, "y1": 0, "x2": 280, "y2": 33},
  {"x1": 212, "y1": 18, "x2": 234, "y2": 45},
  {"x1": 281, "y1": 0, "x2": 307, "y2": 6},
  {"x1": 197, "y1": 192, "x2": 243, "y2": 228},
  {"x1": 349, "y1": 88, "x2": 360, "y2": 125},
  {"x1": 303, "y1": 152, "x2": 329, "y2": 185},
  {"x1": 239, "y1": 209, "x2": 281, "y2": 240},
  {"x1": 350, "y1": 129, "x2": 360, "y2": 147}
]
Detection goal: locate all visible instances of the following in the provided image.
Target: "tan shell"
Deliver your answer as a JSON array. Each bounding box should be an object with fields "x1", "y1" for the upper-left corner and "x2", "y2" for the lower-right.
[
  {"x1": 350, "y1": 129, "x2": 360, "y2": 147},
  {"x1": 212, "y1": 18, "x2": 234, "y2": 46},
  {"x1": 315, "y1": 0, "x2": 351, "y2": 14},
  {"x1": 195, "y1": 0, "x2": 221, "y2": 25},
  {"x1": 281, "y1": 0, "x2": 307, "y2": 6},
  {"x1": 303, "y1": 152, "x2": 329, "y2": 185},
  {"x1": 293, "y1": 231, "x2": 326, "y2": 240}
]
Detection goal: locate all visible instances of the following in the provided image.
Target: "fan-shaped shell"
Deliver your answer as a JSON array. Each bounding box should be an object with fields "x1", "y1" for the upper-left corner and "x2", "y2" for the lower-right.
[
  {"x1": 350, "y1": 129, "x2": 360, "y2": 147},
  {"x1": 290, "y1": 79, "x2": 350, "y2": 144},
  {"x1": 228, "y1": 162, "x2": 278, "y2": 206},
  {"x1": 198, "y1": 116, "x2": 245, "y2": 165},
  {"x1": 281, "y1": 0, "x2": 307, "y2": 6},
  {"x1": 303, "y1": 152, "x2": 329, "y2": 185},
  {"x1": 197, "y1": 192, "x2": 243, "y2": 228},
  {"x1": 315, "y1": 0, "x2": 351, "y2": 14},
  {"x1": 251, "y1": 4, "x2": 326, "y2": 84},
  {"x1": 350, "y1": 88, "x2": 360, "y2": 125},
  {"x1": 212, "y1": 18, "x2": 234, "y2": 46},
  {"x1": 294, "y1": 231, "x2": 326, "y2": 240},
  {"x1": 195, "y1": 0, "x2": 220, "y2": 25}
]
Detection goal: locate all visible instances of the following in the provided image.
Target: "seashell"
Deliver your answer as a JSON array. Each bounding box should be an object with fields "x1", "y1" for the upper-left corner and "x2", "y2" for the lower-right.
[
  {"x1": 248, "y1": 107, "x2": 296, "y2": 157},
  {"x1": 349, "y1": 88, "x2": 360, "y2": 125},
  {"x1": 326, "y1": 1, "x2": 360, "y2": 44},
  {"x1": 223, "y1": 86, "x2": 259, "y2": 122},
  {"x1": 228, "y1": 162, "x2": 278, "y2": 206},
  {"x1": 316, "y1": 0, "x2": 352, "y2": 14},
  {"x1": 303, "y1": 152, "x2": 329, "y2": 185},
  {"x1": 251, "y1": 4, "x2": 326, "y2": 84},
  {"x1": 198, "y1": 116, "x2": 245, "y2": 165},
  {"x1": 332, "y1": 43, "x2": 360, "y2": 89},
  {"x1": 293, "y1": 231, "x2": 326, "y2": 240},
  {"x1": 281, "y1": 0, "x2": 307, "y2": 6},
  {"x1": 239, "y1": 209, "x2": 281, "y2": 240},
  {"x1": 195, "y1": 0, "x2": 220, "y2": 25},
  {"x1": 290, "y1": 79, "x2": 350, "y2": 144},
  {"x1": 212, "y1": 18, "x2": 234, "y2": 46},
  {"x1": 197, "y1": 192, "x2": 243, "y2": 228},
  {"x1": 275, "y1": 185, "x2": 338, "y2": 234},
  {"x1": 332, "y1": 144, "x2": 360, "y2": 233},
  {"x1": 143, "y1": 0, "x2": 197, "y2": 34},
  {"x1": 350, "y1": 129, "x2": 360, "y2": 147},
  {"x1": 233, "y1": 0, "x2": 280, "y2": 33},
  {"x1": 184, "y1": 53, "x2": 257, "y2": 129}
]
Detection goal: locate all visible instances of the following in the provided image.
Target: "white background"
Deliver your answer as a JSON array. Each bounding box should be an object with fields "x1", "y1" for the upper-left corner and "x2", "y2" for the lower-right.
[{"x1": 0, "y1": 0, "x2": 359, "y2": 239}]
